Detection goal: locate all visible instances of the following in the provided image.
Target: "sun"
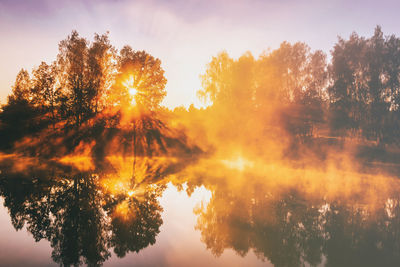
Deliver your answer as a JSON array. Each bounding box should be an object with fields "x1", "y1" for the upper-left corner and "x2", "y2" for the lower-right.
[
  {"x1": 129, "y1": 87, "x2": 137, "y2": 97},
  {"x1": 122, "y1": 75, "x2": 138, "y2": 104}
]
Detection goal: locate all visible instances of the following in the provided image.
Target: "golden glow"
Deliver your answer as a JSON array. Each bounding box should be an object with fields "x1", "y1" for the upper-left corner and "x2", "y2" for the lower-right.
[
  {"x1": 173, "y1": 153, "x2": 400, "y2": 212},
  {"x1": 114, "y1": 200, "x2": 135, "y2": 221},
  {"x1": 129, "y1": 87, "x2": 137, "y2": 97},
  {"x1": 58, "y1": 141, "x2": 95, "y2": 171},
  {"x1": 122, "y1": 75, "x2": 138, "y2": 105},
  {"x1": 122, "y1": 75, "x2": 134, "y2": 89},
  {"x1": 58, "y1": 155, "x2": 94, "y2": 171},
  {"x1": 221, "y1": 156, "x2": 254, "y2": 171},
  {"x1": 101, "y1": 176, "x2": 130, "y2": 196},
  {"x1": 127, "y1": 190, "x2": 134, "y2": 197}
]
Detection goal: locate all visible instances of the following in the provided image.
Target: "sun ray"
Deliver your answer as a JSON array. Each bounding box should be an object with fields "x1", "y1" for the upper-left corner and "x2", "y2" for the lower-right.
[{"x1": 122, "y1": 75, "x2": 138, "y2": 105}]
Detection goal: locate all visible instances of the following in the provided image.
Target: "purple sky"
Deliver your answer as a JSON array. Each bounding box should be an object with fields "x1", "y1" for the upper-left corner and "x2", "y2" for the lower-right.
[{"x1": 1, "y1": 0, "x2": 399, "y2": 108}]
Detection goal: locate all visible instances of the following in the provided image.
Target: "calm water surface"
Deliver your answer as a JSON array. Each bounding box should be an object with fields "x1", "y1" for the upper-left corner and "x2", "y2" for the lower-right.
[{"x1": 0, "y1": 156, "x2": 400, "y2": 267}]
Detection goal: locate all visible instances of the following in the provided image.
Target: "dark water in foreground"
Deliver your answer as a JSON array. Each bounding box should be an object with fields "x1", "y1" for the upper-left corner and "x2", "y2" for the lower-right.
[{"x1": 1, "y1": 155, "x2": 400, "y2": 267}]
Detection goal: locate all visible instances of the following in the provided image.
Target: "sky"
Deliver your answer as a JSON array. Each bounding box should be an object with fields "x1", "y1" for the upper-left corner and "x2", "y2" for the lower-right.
[{"x1": 1, "y1": 0, "x2": 400, "y2": 108}]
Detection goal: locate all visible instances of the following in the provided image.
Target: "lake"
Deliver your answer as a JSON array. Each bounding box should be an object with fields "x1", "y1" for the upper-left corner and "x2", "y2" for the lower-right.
[{"x1": 0, "y1": 154, "x2": 399, "y2": 267}]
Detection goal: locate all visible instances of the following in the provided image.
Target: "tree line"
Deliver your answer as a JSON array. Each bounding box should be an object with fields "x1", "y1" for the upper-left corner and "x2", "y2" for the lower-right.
[
  {"x1": 2, "y1": 26, "x2": 400, "y2": 155},
  {"x1": 0, "y1": 30, "x2": 167, "y2": 152},
  {"x1": 198, "y1": 25, "x2": 400, "y2": 146}
]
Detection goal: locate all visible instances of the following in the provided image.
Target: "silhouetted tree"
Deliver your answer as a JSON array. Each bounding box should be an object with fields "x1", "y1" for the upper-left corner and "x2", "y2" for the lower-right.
[
  {"x1": 8, "y1": 69, "x2": 32, "y2": 102},
  {"x1": 328, "y1": 26, "x2": 400, "y2": 144},
  {"x1": 57, "y1": 31, "x2": 115, "y2": 127},
  {"x1": 31, "y1": 61, "x2": 60, "y2": 127},
  {"x1": 110, "y1": 46, "x2": 167, "y2": 111},
  {"x1": 0, "y1": 69, "x2": 48, "y2": 150}
]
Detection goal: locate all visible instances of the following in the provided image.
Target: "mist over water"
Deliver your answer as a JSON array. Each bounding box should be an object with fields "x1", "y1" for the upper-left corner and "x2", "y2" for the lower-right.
[
  {"x1": 0, "y1": 152, "x2": 400, "y2": 266},
  {"x1": 2, "y1": 26, "x2": 400, "y2": 267}
]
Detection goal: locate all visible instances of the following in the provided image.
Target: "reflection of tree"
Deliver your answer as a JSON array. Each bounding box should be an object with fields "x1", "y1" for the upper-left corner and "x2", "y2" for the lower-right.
[
  {"x1": 48, "y1": 174, "x2": 110, "y2": 266},
  {"x1": 0, "y1": 174, "x2": 53, "y2": 235},
  {"x1": 251, "y1": 193, "x2": 324, "y2": 267},
  {"x1": 195, "y1": 181, "x2": 400, "y2": 267},
  {"x1": 195, "y1": 187, "x2": 324, "y2": 267},
  {"x1": 110, "y1": 185, "x2": 164, "y2": 257},
  {"x1": 323, "y1": 201, "x2": 400, "y2": 267},
  {"x1": 0, "y1": 167, "x2": 164, "y2": 266}
]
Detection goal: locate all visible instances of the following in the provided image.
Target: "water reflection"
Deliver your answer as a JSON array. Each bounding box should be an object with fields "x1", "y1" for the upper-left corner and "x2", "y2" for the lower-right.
[
  {"x1": 176, "y1": 158, "x2": 400, "y2": 267},
  {"x1": 0, "y1": 160, "x2": 165, "y2": 266},
  {"x1": 1, "y1": 156, "x2": 400, "y2": 266},
  {"x1": 195, "y1": 184, "x2": 400, "y2": 267}
]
